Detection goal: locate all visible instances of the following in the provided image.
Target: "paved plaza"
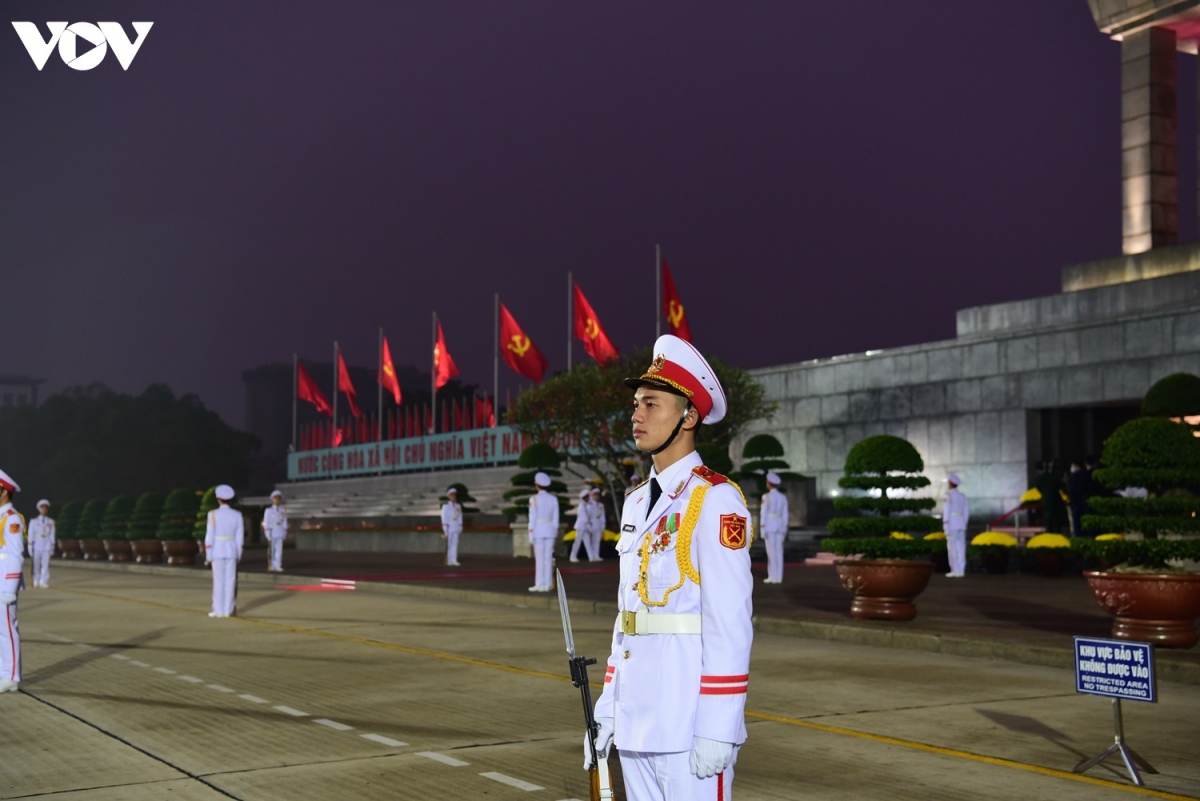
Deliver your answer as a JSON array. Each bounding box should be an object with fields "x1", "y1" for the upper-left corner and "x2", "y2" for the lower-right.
[{"x1": 4, "y1": 564, "x2": 1199, "y2": 800}]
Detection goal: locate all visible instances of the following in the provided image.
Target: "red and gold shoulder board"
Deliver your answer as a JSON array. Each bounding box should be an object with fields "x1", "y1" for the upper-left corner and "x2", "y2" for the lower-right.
[{"x1": 691, "y1": 465, "x2": 728, "y2": 486}]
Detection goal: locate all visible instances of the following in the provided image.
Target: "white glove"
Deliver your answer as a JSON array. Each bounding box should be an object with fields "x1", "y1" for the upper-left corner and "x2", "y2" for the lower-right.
[
  {"x1": 583, "y1": 717, "x2": 614, "y2": 769},
  {"x1": 689, "y1": 736, "x2": 734, "y2": 779},
  {"x1": 0, "y1": 593, "x2": 15, "y2": 606}
]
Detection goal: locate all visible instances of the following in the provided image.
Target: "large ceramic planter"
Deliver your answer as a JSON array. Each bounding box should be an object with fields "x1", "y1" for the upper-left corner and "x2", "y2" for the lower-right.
[
  {"x1": 103, "y1": 539, "x2": 133, "y2": 562},
  {"x1": 131, "y1": 539, "x2": 163, "y2": 564},
  {"x1": 57, "y1": 538, "x2": 83, "y2": 559},
  {"x1": 79, "y1": 538, "x2": 107, "y2": 560},
  {"x1": 163, "y1": 539, "x2": 199, "y2": 566},
  {"x1": 1084, "y1": 571, "x2": 1200, "y2": 649},
  {"x1": 834, "y1": 559, "x2": 935, "y2": 621}
]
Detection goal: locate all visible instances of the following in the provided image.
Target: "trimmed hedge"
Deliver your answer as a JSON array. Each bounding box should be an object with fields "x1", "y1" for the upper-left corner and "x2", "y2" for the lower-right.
[
  {"x1": 823, "y1": 537, "x2": 945, "y2": 559},
  {"x1": 77, "y1": 499, "x2": 106, "y2": 539},
  {"x1": 828, "y1": 435, "x2": 938, "y2": 539},
  {"x1": 1142, "y1": 372, "x2": 1200, "y2": 419},
  {"x1": 1071, "y1": 536, "x2": 1200, "y2": 570},
  {"x1": 56, "y1": 500, "x2": 83, "y2": 539},
  {"x1": 127, "y1": 492, "x2": 165, "y2": 541},
  {"x1": 158, "y1": 489, "x2": 201, "y2": 541},
  {"x1": 99, "y1": 496, "x2": 133, "y2": 540}
]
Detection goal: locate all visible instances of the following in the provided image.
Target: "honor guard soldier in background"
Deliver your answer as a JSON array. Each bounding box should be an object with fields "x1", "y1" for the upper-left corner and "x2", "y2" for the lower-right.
[
  {"x1": 527, "y1": 472, "x2": 559, "y2": 592},
  {"x1": 262, "y1": 490, "x2": 288, "y2": 573},
  {"x1": 942, "y1": 473, "x2": 968, "y2": 578},
  {"x1": 28, "y1": 499, "x2": 55, "y2": 588},
  {"x1": 205, "y1": 485, "x2": 244, "y2": 617},
  {"x1": 569, "y1": 488, "x2": 593, "y2": 563},
  {"x1": 585, "y1": 486, "x2": 605, "y2": 561},
  {"x1": 440, "y1": 487, "x2": 463, "y2": 566},
  {"x1": 760, "y1": 473, "x2": 788, "y2": 584},
  {"x1": 0, "y1": 469, "x2": 24, "y2": 692},
  {"x1": 587, "y1": 335, "x2": 754, "y2": 801}
]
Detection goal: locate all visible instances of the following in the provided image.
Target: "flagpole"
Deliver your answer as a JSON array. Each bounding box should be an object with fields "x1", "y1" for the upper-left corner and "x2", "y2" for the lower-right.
[
  {"x1": 655, "y1": 244, "x2": 662, "y2": 339},
  {"x1": 332, "y1": 341, "x2": 339, "y2": 448},
  {"x1": 377, "y1": 326, "x2": 384, "y2": 443},
  {"x1": 431, "y1": 312, "x2": 437, "y2": 435},
  {"x1": 493, "y1": 293, "x2": 499, "y2": 433},
  {"x1": 567, "y1": 271, "x2": 573, "y2": 370},
  {"x1": 291, "y1": 353, "x2": 298, "y2": 451}
]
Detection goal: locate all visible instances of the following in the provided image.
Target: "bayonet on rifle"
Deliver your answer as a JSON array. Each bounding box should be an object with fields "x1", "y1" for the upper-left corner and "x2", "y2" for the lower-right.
[{"x1": 556, "y1": 569, "x2": 613, "y2": 801}]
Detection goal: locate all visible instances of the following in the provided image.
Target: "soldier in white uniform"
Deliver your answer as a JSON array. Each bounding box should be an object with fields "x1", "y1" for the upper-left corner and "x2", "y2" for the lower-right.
[
  {"x1": 27, "y1": 500, "x2": 55, "y2": 588},
  {"x1": 569, "y1": 488, "x2": 593, "y2": 563},
  {"x1": 204, "y1": 485, "x2": 244, "y2": 617},
  {"x1": 942, "y1": 473, "x2": 969, "y2": 578},
  {"x1": 527, "y1": 472, "x2": 559, "y2": 592},
  {"x1": 760, "y1": 473, "x2": 788, "y2": 584},
  {"x1": 585, "y1": 486, "x2": 605, "y2": 561},
  {"x1": 440, "y1": 487, "x2": 463, "y2": 566},
  {"x1": 586, "y1": 335, "x2": 754, "y2": 801},
  {"x1": 0, "y1": 468, "x2": 25, "y2": 692},
  {"x1": 262, "y1": 490, "x2": 288, "y2": 572}
]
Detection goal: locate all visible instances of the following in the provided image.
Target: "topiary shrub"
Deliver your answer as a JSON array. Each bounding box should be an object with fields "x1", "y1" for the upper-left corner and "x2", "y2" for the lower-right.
[
  {"x1": 502, "y1": 443, "x2": 568, "y2": 516},
  {"x1": 1083, "y1": 417, "x2": 1200, "y2": 540},
  {"x1": 192, "y1": 486, "x2": 219, "y2": 541},
  {"x1": 126, "y1": 492, "x2": 165, "y2": 541},
  {"x1": 99, "y1": 496, "x2": 134, "y2": 540},
  {"x1": 732, "y1": 433, "x2": 806, "y2": 495},
  {"x1": 1142, "y1": 372, "x2": 1200, "y2": 428},
  {"x1": 56, "y1": 500, "x2": 83, "y2": 539},
  {"x1": 446, "y1": 482, "x2": 480, "y2": 514},
  {"x1": 158, "y1": 489, "x2": 201, "y2": 541},
  {"x1": 827, "y1": 435, "x2": 940, "y2": 538},
  {"x1": 77, "y1": 499, "x2": 107, "y2": 540}
]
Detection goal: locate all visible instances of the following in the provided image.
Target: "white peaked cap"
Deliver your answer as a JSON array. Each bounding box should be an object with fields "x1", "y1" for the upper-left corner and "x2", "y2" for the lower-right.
[
  {"x1": 37, "y1": 499, "x2": 50, "y2": 508},
  {"x1": 590, "y1": 486, "x2": 601, "y2": 495},
  {"x1": 446, "y1": 487, "x2": 458, "y2": 495},
  {"x1": 270, "y1": 490, "x2": 282, "y2": 499},
  {"x1": 579, "y1": 488, "x2": 590, "y2": 499},
  {"x1": 534, "y1": 472, "x2": 551, "y2": 487},
  {"x1": 766, "y1": 472, "x2": 781, "y2": 485},
  {"x1": 625, "y1": 335, "x2": 727, "y2": 425},
  {"x1": 0, "y1": 469, "x2": 19, "y2": 494},
  {"x1": 947, "y1": 473, "x2": 961, "y2": 485},
  {"x1": 215, "y1": 485, "x2": 235, "y2": 501}
]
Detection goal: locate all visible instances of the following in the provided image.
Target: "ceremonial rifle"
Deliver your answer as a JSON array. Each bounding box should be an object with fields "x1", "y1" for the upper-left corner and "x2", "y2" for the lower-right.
[{"x1": 556, "y1": 569, "x2": 613, "y2": 801}]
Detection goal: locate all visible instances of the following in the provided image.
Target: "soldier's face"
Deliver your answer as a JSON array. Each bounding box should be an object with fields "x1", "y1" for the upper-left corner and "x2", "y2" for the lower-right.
[
  {"x1": 38, "y1": 504, "x2": 49, "y2": 515},
  {"x1": 272, "y1": 496, "x2": 281, "y2": 506},
  {"x1": 631, "y1": 388, "x2": 688, "y2": 452}
]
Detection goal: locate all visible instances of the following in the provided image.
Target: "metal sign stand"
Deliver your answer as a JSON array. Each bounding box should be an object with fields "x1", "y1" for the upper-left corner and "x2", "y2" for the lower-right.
[{"x1": 1072, "y1": 698, "x2": 1158, "y2": 786}]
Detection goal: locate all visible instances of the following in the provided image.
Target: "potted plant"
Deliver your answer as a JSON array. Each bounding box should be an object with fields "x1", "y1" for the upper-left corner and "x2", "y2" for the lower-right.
[
  {"x1": 1141, "y1": 371, "x2": 1200, "y2": 434},
  {"x1": 77, "y1": 499, "x2": 108, "y2": 560},
  {"x1": 731, "y1": 434, "x2": 807, "y2": 496},
  {"x1": 55, "y1": 500, "x2": 84, "y2": 559},
  {"x1": 1023, "y1": 532, "x2": 1072, "y2": 576},
  {"x1": 1079, "y1": 416, "x2": 1200, "y2": 648},
  {"x1": 127, "y1": 492, "x2": 165, "y2": 563},
  {"x1": 100, "y1": 496, "x2": 135, "y2": 561},
  {"x1": 158, "y1": 488, "x2": 201, "y2": 565},
  {"x1": 968, "y1": 531, "x2": 1018, "y2": 574},
  {"x1": 502, "y1": 443, "x2": 568, "y2": 558},
  {"x1": 824, "y1": 435, "x2": 943, "y2": 620},
  {"x1": 191, "y1": 486, "x2": 219, "y2": 552}
]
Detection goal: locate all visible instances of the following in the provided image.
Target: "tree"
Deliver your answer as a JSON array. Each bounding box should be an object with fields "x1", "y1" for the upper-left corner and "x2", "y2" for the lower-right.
[
  {"x1": 1142, "y1": 372, "x2": 1200, "y2": 435},
  {"x1": 732, "y1": 433, "x2": 807, "y2": 496},
  {"x1": 56, "y1": 500, "x2": 83, "y2": 539},
  {"x1": 128, "y1": 492, "x2": 165, "y2": 541},
  {"x1": 502, "y1": 443, "x2": 570, "y2": 517},
  {"x1": 0, "y1": 383, "x2": 260, "y2": 502},
  {"x1": 508, "y1": 346, "x2": 774, "y2": 511},
  {"x1": 828, "y1": 435, "x2": 940, "y2": 537},
  {"x1": 99, "y1": 496, "x2": 134, "y2": 541},
  {"x1": 158, "y1": 489, "x2": 201, "y2": 541}
]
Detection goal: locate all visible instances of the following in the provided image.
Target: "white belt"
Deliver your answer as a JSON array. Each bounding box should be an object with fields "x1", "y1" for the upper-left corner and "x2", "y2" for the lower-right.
[
  {"x1": 620, "y1": 610, "x2": 702, "y2": 636},
  {"x1": 216, "y1": 536, "x2": 234, "y2": 541},
  {"x1": 536, "y1": 519, "x2": 554, "y2": 524}
]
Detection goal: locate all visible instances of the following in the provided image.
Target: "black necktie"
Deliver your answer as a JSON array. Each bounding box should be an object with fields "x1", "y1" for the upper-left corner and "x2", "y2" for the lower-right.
[{"x1": 646, "y1": 478, "x2": 662, "y2": 519}]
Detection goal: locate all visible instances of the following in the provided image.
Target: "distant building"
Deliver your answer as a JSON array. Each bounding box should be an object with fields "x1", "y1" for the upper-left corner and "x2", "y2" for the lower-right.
[{"x1": 0, "y1": 375, "x2": 44, "y2": 408}]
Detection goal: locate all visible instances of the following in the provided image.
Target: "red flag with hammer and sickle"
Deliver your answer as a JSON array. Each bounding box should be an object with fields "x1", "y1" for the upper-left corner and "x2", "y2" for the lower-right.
[
  {"x1": 433, "y1": 320, "x2": 460, "y2": 390},
  {"x1": 379, "y1": 335, "x2": 402, "y2": 405},
  {"x1": 572, "y1": 283, "x2": 620, "y2": 366},
  {"x1": 297, "y1": 361, "x2": 333, "y2": 417},
  {"x1": 661, "y1": 260, "x2": 693, "y2": 343},
  {"x1": 499, "y1": 303, "x2": 549, "y2": 382}
]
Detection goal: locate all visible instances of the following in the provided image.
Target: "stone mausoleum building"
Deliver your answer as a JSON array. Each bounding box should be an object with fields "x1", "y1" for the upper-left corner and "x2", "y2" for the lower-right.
[{"x1": 735, "y1": 1, "x2": 1200, "y2": 528}]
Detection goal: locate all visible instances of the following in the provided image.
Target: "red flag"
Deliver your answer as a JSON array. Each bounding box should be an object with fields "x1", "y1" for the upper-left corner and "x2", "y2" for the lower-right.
[
  {"x1": 433, "y1": 320, "x2": 459, "y2": 390},
  {"x1": 573, "y1": 283, "x2": 620, "y2": 365},
  {"x1": 297, "y1": 361, "x2": 333, "y2": 417},
  {"x1": 498, "y1": 303, "x2": 549, "y2": 382},
  {"x1": 379, "y1": 336, "x2": 403, "y2": 404},
  {"x1": 476, "y1": 395, "x2": 495, "y2": 428},
  {"x1": 337, "y1": 352, "x2": 363, "y2": 418},
  {"x1": 661, "y1": 260, "x2": 693, "y2": 343}
]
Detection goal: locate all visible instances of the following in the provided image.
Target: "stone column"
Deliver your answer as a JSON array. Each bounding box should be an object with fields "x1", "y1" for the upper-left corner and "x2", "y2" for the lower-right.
[{"x1": 1121, "y1": 27, "x2": 1177, "y2": 254}]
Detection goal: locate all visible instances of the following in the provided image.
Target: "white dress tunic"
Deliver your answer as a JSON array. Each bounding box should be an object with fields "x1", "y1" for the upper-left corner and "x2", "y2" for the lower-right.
[
  {"x1": 27, "y1": 514, "x2": 56, "y2": 587},
  {"x1": 262, "y1": 505, "x2": 288, "y2": 571},
  {"x1": 205, "y1": 505, "x2": 244, "y2": 617},
  {"x1": 0, "y1": 503, "x2": 25, "y2": 683}
]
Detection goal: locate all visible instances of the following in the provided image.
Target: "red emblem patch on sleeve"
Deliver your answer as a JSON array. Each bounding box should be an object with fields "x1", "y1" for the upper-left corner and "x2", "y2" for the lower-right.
[
  {"x1": 9, "y1": 523, "x2": 19, "y2": 534},
  {"x1": 719, "y1": 514, "x2": 747, "y2": 549}
]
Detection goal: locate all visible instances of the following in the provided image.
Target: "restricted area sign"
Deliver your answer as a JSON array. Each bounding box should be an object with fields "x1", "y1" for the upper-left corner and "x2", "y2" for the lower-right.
[{"x1": 1074, "y1": 637, "x2": 1156, "y2": 703}]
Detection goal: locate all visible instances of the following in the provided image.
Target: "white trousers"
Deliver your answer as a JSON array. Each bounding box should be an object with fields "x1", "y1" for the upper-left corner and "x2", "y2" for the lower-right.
[
  {"x1": 211, "y1": 558, "x2": 237, "y2": 616},
  {"x1": 533, "y1": 538, "x2": 555, "y2": 587},
  {"x1": 32, "y1": 551, "x2": 52, "y2": 585},
  {"x1": 570, "y1": 527, "x2": 597, "y2": 561},
  {"x1": 764, "y1": 532, "x2": 785, "y2": 582},
  {"x1": 0, "y1": 602, "x2": 19, "y2": 682},
  {"x1": 588, "y1": 527, "x2": 603, "y2": 560},
  {"x1": 620, "y1": 748, "x2": 737, "y2": 801},
  {"x1": 444, "y1": 529, "x2": 461, "y2": 565},
  {"x1": 268, "y1": 537, "x2": 284, "y2": 571},
  {"x1": 947, "y1": 528, "x2": 967, "y2": 575}
]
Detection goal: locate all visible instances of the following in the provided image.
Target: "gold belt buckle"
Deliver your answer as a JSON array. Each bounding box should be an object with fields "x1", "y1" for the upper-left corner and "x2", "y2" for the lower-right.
[{"x1": 621, "y1": 610, "x2": 637, "y2": 635}]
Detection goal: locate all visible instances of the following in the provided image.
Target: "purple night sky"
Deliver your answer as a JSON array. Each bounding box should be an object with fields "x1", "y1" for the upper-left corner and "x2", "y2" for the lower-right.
[{"x1": 3, "y1": 2, "x2": 1193, "y2": 425}]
